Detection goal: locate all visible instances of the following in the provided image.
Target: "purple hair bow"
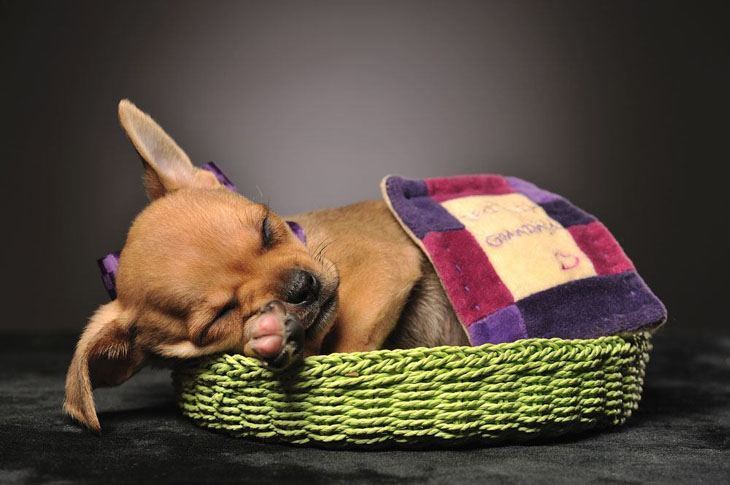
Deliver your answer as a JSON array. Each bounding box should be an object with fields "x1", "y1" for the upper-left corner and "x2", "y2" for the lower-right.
[{"x1": 97, "y1": 162, "x2": 306, "y2": 300}]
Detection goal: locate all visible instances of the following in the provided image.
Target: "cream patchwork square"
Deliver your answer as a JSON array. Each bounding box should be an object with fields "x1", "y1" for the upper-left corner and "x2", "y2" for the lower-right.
[{"x1": 442, "y1": 193, "x2": 597, "y2": 300}]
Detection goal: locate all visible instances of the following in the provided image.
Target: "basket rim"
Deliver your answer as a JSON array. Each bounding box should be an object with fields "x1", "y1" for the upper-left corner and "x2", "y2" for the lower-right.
[{"x1": 191, "y1": 331, "x2": 650, "y2": 369}]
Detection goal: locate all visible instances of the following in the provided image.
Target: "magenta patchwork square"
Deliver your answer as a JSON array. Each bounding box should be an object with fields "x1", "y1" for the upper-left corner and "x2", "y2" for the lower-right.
[
  {"x1": 426, "y1": 174, "x2": 514, "y2": 202},
  {"x1": 423, "y1": 229, "x2": 514, "y2": 324},
  {"x1": 568, "y1": 222, "x2": 634, "y2": 275}
]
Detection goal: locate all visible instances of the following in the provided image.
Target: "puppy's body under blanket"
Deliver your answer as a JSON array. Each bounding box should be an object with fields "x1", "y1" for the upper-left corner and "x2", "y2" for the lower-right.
[{"x1": 382, "y1": 175, "x2": 667, "y2": 346}]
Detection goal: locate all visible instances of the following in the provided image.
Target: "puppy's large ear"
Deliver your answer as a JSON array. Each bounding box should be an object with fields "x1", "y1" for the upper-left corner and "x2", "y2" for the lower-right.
[
  {"x1": 118, "y1": 99, "x2": 221, "y2": 200},
  {"x1": 64, "y1": 301, "x2": 145, "y2": 432}
]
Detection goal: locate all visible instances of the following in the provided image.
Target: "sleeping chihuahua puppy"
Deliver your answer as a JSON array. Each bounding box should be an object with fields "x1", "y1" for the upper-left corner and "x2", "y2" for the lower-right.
[{"x1": 65, "y1": 100, "x2": 468, "y2": 431}]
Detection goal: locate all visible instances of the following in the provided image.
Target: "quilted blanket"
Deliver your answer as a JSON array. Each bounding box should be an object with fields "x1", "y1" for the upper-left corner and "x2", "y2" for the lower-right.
[{"x1": 382, "y1": 174, "x2": 667, "y2": 346}]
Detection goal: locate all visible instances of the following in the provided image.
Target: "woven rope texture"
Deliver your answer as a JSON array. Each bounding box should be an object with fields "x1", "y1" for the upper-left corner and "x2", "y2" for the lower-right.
[{"x1": 174, "y1": 333, "x2": 651, "y2": 448}]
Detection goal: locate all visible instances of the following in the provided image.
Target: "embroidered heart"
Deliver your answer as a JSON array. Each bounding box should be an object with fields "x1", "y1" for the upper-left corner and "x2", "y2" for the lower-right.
[{"x1": 555, "y1": 251, "x2": 580, "y2": 270}]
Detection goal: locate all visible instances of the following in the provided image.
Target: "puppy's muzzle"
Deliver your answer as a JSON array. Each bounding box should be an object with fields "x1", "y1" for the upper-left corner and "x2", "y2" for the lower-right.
[{"x1": 282, "y1": 269, "x2": 321, "y2": 306}]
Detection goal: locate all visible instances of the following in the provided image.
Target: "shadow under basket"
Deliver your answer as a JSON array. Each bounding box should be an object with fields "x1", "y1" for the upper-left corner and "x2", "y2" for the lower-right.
[{"x1": 173, "y1": 332, "x2": 651, "y2": 448}]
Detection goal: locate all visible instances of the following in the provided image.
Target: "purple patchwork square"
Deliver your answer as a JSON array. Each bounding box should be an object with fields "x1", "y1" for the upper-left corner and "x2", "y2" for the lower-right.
[
  {"x1": 517, "y1": 272, "x2": 667, "y2": 339},
  {"x1": 506, "y1": 176, "x2": 563, "y2": 204},
  {"x1": 468, "y1": 305, "x2": 527, "y2": 345},
  {"x1": 540, "y1": 199, "x2": 595, "y2": 228},
  {"x1": 385, "y1": 176, "x2": 464, "y2": 239}
]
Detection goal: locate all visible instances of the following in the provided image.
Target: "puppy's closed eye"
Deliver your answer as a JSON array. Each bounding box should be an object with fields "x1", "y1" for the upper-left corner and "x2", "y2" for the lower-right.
[
  {"x1": 197, "y1": 300, "x2": 238, "y2": 347},
  {"x1": 261, "y1": 215, "x2": 276, "y2": 249},
  {"x1": 213, "y1": 300, "x2": 237, "y2": 321}
]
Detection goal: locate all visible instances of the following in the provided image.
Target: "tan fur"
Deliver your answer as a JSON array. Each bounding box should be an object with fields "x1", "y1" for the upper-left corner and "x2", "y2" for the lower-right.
[
  {"x1": 64, "y1": 300, "x2": 143, "y2": 432},
  {"x1": 64, "y1": 100, "x2": 467, "y2": 431},
  {"x1": 291, "y1": 201, "x2": 426, "y2": 352}
]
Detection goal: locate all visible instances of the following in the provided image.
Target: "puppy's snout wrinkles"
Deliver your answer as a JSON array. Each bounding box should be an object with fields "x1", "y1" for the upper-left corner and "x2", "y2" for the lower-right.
[{"x1": 283, "y1": 269, "x2": 321, "y2": 305}]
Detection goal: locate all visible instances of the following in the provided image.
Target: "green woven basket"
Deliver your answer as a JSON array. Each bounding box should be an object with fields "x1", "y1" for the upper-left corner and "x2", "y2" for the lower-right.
[{"x1": 173, "y1": 332, "x2": 651, "y2": 448}]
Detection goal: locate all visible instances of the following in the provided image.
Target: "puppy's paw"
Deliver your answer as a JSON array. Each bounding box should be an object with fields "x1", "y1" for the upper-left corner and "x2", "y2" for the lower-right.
[{"x1": 244, "y1": 300, "x2": 304, "y2": 371}]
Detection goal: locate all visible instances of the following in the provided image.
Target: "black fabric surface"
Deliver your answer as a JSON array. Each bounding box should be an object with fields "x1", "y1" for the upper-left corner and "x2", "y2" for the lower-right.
[{"x1": 1, "y1": 332, "x2": 728, "y2": 484}]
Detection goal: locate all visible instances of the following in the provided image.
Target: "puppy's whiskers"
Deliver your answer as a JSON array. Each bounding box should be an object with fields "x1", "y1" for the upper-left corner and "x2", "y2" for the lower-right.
[{"x1": 312, "y1": 238, "x2": 334, "y2": 263}]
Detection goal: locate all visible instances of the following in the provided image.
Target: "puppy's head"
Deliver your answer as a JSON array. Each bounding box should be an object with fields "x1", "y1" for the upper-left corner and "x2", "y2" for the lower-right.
[{"x1": 64, "y1": 100, "x2": 339, "y2": 431}]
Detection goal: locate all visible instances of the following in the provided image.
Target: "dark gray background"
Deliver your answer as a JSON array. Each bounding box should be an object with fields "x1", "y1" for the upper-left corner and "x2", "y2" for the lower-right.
[{"x1": 1, "y1": 0, "x2": 726, "y2": 335}]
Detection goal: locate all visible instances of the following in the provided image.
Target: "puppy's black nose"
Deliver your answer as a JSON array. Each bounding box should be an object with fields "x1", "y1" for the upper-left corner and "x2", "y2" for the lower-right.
[{"x1": 283, "y1": 269, "x2": 321, "y2": 305}]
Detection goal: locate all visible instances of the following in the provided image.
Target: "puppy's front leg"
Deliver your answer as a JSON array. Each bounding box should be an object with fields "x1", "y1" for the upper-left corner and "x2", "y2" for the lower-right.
[{"x1": 244, "y1": 301, "x2": 304, "y2": 370}]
